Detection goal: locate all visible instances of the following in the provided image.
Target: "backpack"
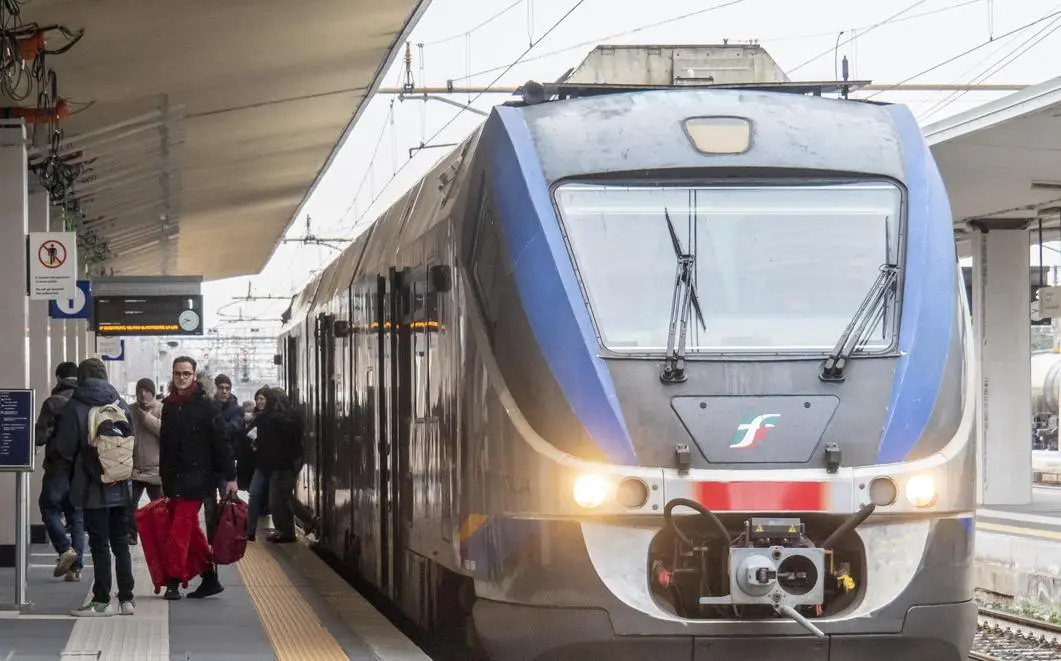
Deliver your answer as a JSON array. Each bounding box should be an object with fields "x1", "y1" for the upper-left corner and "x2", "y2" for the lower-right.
[{"x1": 86, "y1": 400, "x2": 135, "y2": 484}]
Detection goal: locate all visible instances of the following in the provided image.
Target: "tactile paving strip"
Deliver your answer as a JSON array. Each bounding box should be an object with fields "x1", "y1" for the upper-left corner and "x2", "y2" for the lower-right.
[
  {"x1": 277, "y1": 542, "x2": 431, "y2": 660},
  {"x1": 60, "y1": 548, "x2": 169, "y2": 660},
  {"x1": 237, "y1": 542, "x2": 351, "y2": 660}
]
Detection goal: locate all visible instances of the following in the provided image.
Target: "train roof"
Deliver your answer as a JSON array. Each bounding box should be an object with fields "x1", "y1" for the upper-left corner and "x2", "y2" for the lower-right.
[{"x1": 503, "y1": 80, "x2": 881, "y2": 107}]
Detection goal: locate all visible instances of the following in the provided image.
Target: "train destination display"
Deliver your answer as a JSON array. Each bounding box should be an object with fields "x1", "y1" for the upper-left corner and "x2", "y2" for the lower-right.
[{"x1": 93, "y1": 294, "x2": 204, "y2": 336}]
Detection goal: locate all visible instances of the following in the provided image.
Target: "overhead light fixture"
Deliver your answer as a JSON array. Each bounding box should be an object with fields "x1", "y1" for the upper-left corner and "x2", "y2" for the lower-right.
[
  {"x1": 1031, "y1": 181, "x2": 1061, "y2": 191},
  {"x1": 967, "y1": 217, "x2": 1032, "y2": 231}
]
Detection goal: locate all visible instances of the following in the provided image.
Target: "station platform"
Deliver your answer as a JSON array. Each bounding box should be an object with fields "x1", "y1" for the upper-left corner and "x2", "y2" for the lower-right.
[
  {"x1": 1032, "y1": 449, "x2": 1061, "y2": 487},
  {"x1": 975, "y1": 485, "x2": 1061, "y2": 611},
  {"x1": 0, "y1": 529, "x2": 431, "y2": 660}
]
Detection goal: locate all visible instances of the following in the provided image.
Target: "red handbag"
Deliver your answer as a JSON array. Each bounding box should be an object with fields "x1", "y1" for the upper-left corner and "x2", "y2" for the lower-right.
[{"x1": 211, "y1": 494, "x2": 249, "y2": 565}]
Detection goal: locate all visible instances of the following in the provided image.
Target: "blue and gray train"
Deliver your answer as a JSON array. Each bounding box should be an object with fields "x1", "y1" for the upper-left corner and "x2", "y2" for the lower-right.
[{"x1": 278, "y1": 83, "x2": 976, "y2": 661}]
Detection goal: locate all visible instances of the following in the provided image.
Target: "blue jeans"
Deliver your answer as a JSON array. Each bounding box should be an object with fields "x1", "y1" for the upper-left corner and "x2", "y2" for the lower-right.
[
  {"x1": 39, "y1": 470, "x2": 84, "y2": 570},
  {"x1": 246, "y1": 469, "x2": 270, "y2": 536}
]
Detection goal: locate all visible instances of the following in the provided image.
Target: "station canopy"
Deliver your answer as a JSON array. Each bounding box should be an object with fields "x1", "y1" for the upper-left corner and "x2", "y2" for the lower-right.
[
  {"x1": 19, "y1": 0, "x2": 428, "y2": 278},
  {"x1": 925, "y1": 75, "x2": 1061, "y2": 246}
]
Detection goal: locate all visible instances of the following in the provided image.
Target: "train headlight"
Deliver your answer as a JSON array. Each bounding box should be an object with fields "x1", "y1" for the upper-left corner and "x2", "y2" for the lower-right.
[
  {"x1": 904, "y1": 475, "x2": 937, "y2": 508},
  {"x1": 573, "y1": 474, "x2": 609, "y2": 509}
]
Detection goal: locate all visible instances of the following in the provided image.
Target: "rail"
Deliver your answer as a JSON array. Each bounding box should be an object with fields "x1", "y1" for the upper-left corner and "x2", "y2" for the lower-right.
[{"x1": 972, "y1": 606, "x2": 1061, "y2": 659}]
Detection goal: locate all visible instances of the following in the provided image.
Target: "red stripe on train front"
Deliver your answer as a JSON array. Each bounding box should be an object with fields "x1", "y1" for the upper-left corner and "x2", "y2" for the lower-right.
[{"x1": 695, "y1": 481, "x2": 827, "y2": 511}]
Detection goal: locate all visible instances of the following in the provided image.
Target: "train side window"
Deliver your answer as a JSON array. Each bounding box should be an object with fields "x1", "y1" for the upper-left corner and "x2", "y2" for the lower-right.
[{"x1": 473, "y1": 193, "x2": 502, "y2": 323}]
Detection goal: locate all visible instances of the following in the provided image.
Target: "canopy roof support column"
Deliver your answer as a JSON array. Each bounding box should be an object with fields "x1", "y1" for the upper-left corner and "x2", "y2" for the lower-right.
[
  {"x1": 0, "y1": 124, "x2": 30, "y2": 570},
  {"x1": 972, "y1": 225, "x2": 1033, "y2": 505}
]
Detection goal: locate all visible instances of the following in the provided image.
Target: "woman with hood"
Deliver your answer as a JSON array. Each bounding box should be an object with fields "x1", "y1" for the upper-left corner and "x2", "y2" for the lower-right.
[
  {"x1": 247, "y1": 387, "x2": 303, "y2": 543},
  {"x1": 244, "y1": 386, "x2": 271, "y2": 540}
]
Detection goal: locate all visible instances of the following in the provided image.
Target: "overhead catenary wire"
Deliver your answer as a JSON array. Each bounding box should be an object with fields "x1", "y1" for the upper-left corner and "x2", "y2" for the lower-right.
[
  {"x1": 746, "y1": 0, "x2": 983, "y2": 45},
  {"x1": 787, "y1": 0, "x2": 935, "y2": 76},
  {"x1": 911, "y1": 14, "x2": 1040, "y2": 119},
  {"x1": 333, "y1": 99, "x2": 396, "y2": 229},
  {"x1": 451, "y1": 0, "x2": 751, "y2": 83},
  {"x1": 866, "y1": 5, "x2": 1061, "y2": 99},
  {"x1": 425, "y1": 0, "x2": 589, "y2": 143},
  {"x1": 420, "y1": 0, "x2": 524, "y2": 47},
  {"x1": 337, "y1": 0, "x2": 590, "y2": 239},
  {"x1": 917, "y1": 6, "x2": 1061, "y2": 121}
]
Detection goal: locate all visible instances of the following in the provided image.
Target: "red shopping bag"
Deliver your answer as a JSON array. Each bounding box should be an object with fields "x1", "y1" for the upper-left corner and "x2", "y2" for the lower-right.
[
  {"x1": 135, "y1": 498, "x2": 171, "y2": 594},
  {"x1": 136, "y1": 498, "x2": 213, "y2": 592},
  {"x1": 211, "y1": 494, "x2": 248, "y2": 565}
]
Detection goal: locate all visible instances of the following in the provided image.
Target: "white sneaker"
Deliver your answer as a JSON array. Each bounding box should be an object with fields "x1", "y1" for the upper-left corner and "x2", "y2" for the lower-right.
[
  {"x1": 119, "y1": 601, "x2": 135, "y2": 616},
  {"x1": 71, "y1": 601, "x2": 112, "y2": 617},
  {"x1": 64, "y1": 569, "x2": 81, "y2": 582}
]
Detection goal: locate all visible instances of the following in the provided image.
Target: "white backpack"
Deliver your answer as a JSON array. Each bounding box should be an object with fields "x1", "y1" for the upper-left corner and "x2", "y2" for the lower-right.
[{"x1": 86, "y1": 400, "x2": 135, "y2": 484}]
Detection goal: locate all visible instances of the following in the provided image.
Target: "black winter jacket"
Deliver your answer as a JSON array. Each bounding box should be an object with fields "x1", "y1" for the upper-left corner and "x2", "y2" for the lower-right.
[
  {"x1": 52, "y1": 378, "x2": 134, "y2": 510},
  {"x1": 36, "y1": 377, "x2": 77, "y2": 472},
  {"x1": 254, "y1": 408, "x2": 304, "y2": 472},
  {"x1": 159, "y1": 378, "x2": 236, "y2": 500}
]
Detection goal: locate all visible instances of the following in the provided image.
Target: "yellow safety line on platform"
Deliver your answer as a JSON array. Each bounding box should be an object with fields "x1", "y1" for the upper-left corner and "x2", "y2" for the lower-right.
[
  {"x1": 237, "y1": 542, "x2": 350, "y2": 661},
  {"x1": 977, "y1": 520, "x2": 1061, "y2": 541}
]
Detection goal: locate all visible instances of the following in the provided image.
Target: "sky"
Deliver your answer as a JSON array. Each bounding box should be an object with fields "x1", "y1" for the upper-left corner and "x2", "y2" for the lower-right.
[{"x1": 202, "y1": 0, "x2": 1061, "y2": 333}]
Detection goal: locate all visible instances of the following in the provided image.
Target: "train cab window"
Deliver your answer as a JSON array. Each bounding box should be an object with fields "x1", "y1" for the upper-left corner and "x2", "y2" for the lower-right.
[
  {"x1": 554, "y1": 182, "x2": 903, "y2": 354},
  {"x1": 472, "y1": 194, "x2": 503, "y2": 324}
]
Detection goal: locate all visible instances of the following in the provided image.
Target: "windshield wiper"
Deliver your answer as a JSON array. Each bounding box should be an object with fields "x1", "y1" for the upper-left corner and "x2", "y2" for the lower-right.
[
  {"x1": 820, "y1": 264, "x2": 898, "y2": 382},
  {"x1": 661, "y1": 208, "x2": 707, "y2": 384}
]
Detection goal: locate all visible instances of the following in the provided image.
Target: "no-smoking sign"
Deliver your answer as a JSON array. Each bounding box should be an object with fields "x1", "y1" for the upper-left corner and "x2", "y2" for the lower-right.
[{"x1": 38, "y1": 239, "x2": 67, "y2": 269}]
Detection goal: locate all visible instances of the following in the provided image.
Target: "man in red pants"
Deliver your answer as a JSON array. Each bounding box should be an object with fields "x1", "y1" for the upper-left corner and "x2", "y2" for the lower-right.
[{"x1": 159, "y1": 356, "x2": 237, "y2": 600}]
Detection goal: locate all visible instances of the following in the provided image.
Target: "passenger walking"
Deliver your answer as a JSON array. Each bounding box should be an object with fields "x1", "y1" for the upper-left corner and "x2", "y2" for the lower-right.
[
  {"x1": 202, "y1": 374, "x2": 244, "y2": 543},
  {"x1": 34, "y1": 361, "x2": 84, "y2": 581},
  {"x1": 235, "y1": 399, "x2": 257, "y2": 491},
  {"x1": 159, "y1": 356, "x2": 237, "y2": 600},
  {"x1": 252, "y1": 387, "x2": 303, "y2": 543},
  {"x1": 244, "y1": 386, "x2": 272, "y2": 541},
  {"x1": 54, "y1": 358, "x2": 137, "y2": 617},
  {"x1": 126, "y1": 378, "x2": 163, "y2": 545}
]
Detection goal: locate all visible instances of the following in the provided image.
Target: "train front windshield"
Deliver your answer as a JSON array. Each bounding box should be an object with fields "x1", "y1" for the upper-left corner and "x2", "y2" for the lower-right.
[{"x1": 554, "y1": 181, "x2": 903, "y2": 355}]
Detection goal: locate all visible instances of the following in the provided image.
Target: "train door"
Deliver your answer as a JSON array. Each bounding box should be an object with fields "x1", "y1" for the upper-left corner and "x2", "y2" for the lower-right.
[
  {"x1": 314, "y1": 312, "x2": 336, "y2": 531},
  {"x1": 380, "y1": 267, "x2": 413, "y2": 603},
  {"x1": 375, "y1": 274, "x2": 392, "y2": 595},
  {"x1": 306, "y1": 320, "x2": 320, "y2": 518},
  {"x1": 393, "y1": 268, "x2": 414, "y2": 605},
  {"x1": 344, "y1": 288, "x2": 358, "y2": 560}
]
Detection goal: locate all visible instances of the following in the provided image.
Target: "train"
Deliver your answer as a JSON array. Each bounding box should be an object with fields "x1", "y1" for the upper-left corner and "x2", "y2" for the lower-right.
[
  {"x1": 278, "y1": 82, "x2": 977, "y2": 661},
  {"x1": 1032, "y1": 350, "x2": 1061, "y2": 450}
]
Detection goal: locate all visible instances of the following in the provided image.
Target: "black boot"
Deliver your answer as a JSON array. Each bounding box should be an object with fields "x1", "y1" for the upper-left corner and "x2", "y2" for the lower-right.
[
  {"x1": 163, "y1": 578, "x2": 182, "y2": 600},
  {"x1": 187, "y1": 566, "x2": 224, "y2": 599}
]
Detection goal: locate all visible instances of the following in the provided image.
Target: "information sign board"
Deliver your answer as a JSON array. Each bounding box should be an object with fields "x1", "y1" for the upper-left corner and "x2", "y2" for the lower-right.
[
  {"x1": 1039, "y1": 286, "x2": 1061, "y2": 319},
  {"x1": 48, "y1": 279, "x2": 92, "y2": 319},
  {"x1": 0, "y1": 389, "x2": 34, "y2": 471}
]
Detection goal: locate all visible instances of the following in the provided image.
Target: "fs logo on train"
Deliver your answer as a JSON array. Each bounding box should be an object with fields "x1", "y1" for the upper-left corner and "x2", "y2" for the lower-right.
[{"x1": 730, "y1": 413, "x2": 781, "y2": 449}]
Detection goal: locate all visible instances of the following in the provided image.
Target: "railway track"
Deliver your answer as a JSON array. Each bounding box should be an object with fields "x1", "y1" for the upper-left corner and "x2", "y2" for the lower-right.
[{"x1": 971, "y1": 606, "x2": 1061, "y2": 660}]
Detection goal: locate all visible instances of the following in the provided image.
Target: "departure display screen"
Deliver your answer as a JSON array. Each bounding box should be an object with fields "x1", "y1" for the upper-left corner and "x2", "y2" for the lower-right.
[{"x1": 93, "y1": 295, "x2": 204, "y2": 336}]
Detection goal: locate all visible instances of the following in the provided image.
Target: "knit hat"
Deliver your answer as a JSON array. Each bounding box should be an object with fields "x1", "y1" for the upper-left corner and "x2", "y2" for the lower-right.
[
  {"x1": 136, "y1": 378, "x2": 156, "y2": 395},
  {"x1": 214, "y1": 374, "x2": 232, "y2": 388}
]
